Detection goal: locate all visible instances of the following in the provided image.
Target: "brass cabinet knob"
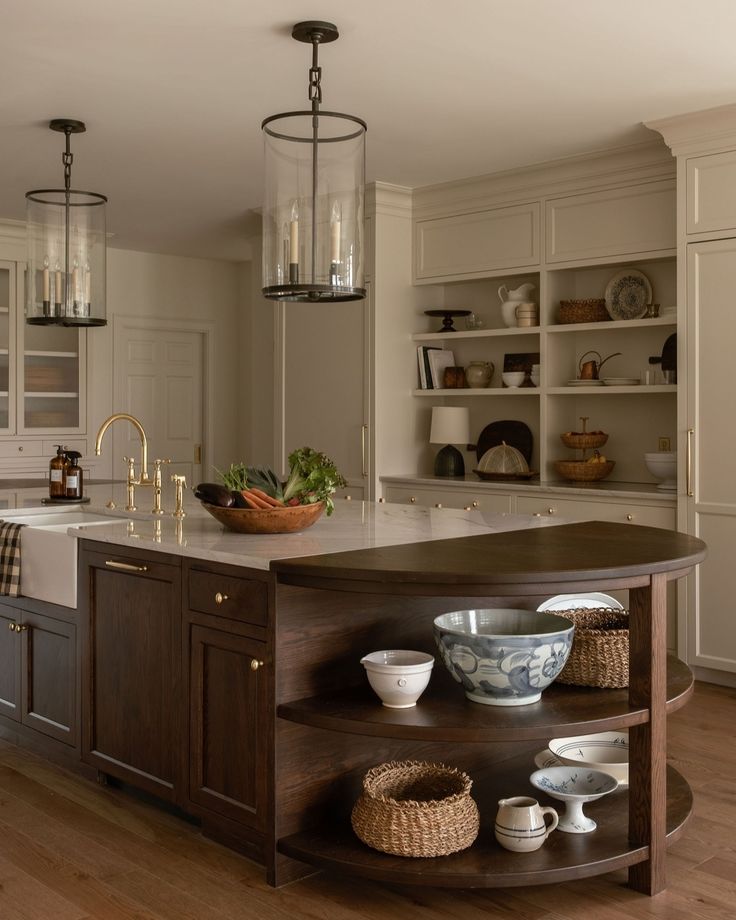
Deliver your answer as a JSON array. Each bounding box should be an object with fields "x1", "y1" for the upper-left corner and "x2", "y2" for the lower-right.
[
  {"x1": 16, "y1": 624, "x2": 28, "y2": 632},
  {"x1": 344, "y1": 495, "x2": 352, "y2": 500},
  {"x1": 464, "y1": 506, "x2": 471, "y2": 511},
  {"x1": 548, "y1": 507, "x2": 556, "y2": 515},
  {"x1": 18, "y1": 446, "x2": 23, "y2": 452},
  {"x1": 250, "y1": 659, "x2": 264, "y2": 671},
  {"x1": 533, "y1": 512, "x2": 542, "y2": 517},
  {"x1": 8, "y1": 622, "x2": 17, "y2": 632},
  {"x1": 409, "y1": 496, "x2": 416, "y2": 503},
  {"x1": 435, "y1": 503, "x2": 443, "y2": 509},
  {"x1": 472, "y1": 501, "x2": 479, "y2": 508},
  {"x1": 626, "y1": 513, "x2": 633, "y2": 521},
  {"x1": 215, "y1": 592, "x2": 228, "y2": 605}
]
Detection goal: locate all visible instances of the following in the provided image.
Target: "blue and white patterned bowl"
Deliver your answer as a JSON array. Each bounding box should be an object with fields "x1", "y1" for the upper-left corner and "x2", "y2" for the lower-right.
[{"x1": 433, "y1": 609, "x2": 574, "y2": 707}]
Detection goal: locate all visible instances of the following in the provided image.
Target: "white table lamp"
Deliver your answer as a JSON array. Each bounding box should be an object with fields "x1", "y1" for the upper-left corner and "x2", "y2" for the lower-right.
[{"x1": 430, "y1": 406, "x2": 470, "y2": 477}]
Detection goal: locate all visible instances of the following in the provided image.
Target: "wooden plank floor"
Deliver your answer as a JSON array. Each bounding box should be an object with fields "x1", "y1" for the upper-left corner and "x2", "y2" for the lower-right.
[{"x1": 0, "y1": 681, "x2": 733, "y2": 920}]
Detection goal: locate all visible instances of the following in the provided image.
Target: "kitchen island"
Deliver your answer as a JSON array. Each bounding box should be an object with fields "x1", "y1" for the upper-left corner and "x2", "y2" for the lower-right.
[{"x1": 0, "y1": 497, "x2": 706, "y2": 896}]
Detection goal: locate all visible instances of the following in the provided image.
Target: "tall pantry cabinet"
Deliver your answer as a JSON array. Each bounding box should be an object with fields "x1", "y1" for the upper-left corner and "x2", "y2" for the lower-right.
[{"x1": 649, "y1": 104, "x2": 736, "y2": 682}]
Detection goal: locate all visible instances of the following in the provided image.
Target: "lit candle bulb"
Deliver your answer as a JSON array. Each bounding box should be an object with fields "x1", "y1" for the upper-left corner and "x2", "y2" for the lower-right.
[
  {"x1": 54, "y1": 260, "x2": 62, "y2": 315},
  {"x1": 330, "y1": 200, "x2": 341, "y2": 264},
  {"x1": 72, "y1": 258, "x2": 80, "y2": 315},
  {"x1": 84, "y1": 262, "x2": 91, "y2": 315},
  {"x1": 289, "y1": 200, "x2": 299, "y2": 284}
]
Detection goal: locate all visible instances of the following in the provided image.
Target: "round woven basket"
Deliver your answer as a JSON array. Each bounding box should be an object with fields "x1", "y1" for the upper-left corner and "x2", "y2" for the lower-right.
[
  {"x1": 558, "y1": 299, "x2": 609, "y2": 324},
  {"x1": 560, "y1": 431, "x2": 609, "y2": 450},
  {"x1": 555, "y1": 459, "x2": 615, "y2": 482},
  {"x1": 554, "y1": 608, "x2": 629, "y2": 688},
  {"x1": 351, "y1": 761, "x2": 479, "y2": 857}
]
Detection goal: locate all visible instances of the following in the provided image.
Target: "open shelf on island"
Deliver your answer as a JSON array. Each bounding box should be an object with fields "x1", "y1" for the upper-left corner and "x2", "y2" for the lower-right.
[
  {"x1": 278, "y1": 655, "x2": 692, "y2": 742},
  {"x1": 278, "y1": 756, "x2": 692, "y2": 889}
]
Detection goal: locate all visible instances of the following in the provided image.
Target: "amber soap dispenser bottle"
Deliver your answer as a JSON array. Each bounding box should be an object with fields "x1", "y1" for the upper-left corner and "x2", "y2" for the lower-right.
[
  {"x1": 64, "y1": 450, "x2": 84, "y2": 500},
  {"x1": 49, "y1": 444, "x2": 68, "y2": 498}
]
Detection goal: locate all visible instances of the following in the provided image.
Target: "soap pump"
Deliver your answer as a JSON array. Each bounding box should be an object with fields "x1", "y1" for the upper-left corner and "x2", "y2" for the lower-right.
[{"x1": 49, "y1": 445, "x2": 68, "y2": 498}]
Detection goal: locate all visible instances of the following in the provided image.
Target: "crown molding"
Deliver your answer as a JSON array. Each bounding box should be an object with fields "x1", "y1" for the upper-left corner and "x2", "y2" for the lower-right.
[
  {"x1": 412, "y1": 140, "x2": 674, "y2": 219},
  {"x1": 366, "y1": 182, "x2": 413, "y2": 219},
  {"x1": 646, "y1": 103, "x2": 736, "y2": 157}
]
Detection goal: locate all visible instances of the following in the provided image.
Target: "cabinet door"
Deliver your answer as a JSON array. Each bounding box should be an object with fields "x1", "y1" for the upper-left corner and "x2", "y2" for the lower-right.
[
  {"x1": 686, "y1": 239, "x2": 736, "y2": 673},
  {"x1": 687, "y1": 151, "x2": 736, "y2": 235},
  {"x1": 0, "y1": 262, "x2": 14, "y2": 433},
  {"x1": 415, "y1": 203, "x2": 539, "y2": 281},
  {"x1": 21, "y1": 612, "x2": 77, "y2": 747},
  {"x1": 83, "y1": 554, "x2": 182, "y2": 801},
  {"x1": 188, "y1": 623, "x2": 266, "y2": 830},
  {"x1": 0, "y1": 604, "x2": 21, "y2": 722}
]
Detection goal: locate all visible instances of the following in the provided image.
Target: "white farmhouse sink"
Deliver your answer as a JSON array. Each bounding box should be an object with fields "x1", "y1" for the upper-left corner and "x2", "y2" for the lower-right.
[{"x1": 2, "y1": 509, "x2": 129, "y2": 608}]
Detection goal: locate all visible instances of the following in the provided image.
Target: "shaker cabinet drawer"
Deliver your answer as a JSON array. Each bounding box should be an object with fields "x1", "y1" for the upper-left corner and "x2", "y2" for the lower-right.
[
  {"x1": 187, "y1": 568, "x2": 268, "y2": 627},
  {"x1": 516, "y1": 495, "x2": 675, "y2": 529},
  {"x1": 383, "y1": 485, "x2": 513, "y2": 513}
]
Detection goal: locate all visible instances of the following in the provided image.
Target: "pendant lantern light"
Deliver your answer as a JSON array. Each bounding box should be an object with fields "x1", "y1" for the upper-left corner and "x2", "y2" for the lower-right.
[
  {"x1": 25, "y1": 119, "x2": 107, "y2": 326},
  {"x1": 261, "y1": 21, "x2": 366, "y2": 302}
]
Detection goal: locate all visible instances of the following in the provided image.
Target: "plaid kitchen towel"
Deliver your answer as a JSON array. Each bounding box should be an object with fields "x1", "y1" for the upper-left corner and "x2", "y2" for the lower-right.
[{"x1": 0, "y1": 521, "x2": 25, "y2": 597}]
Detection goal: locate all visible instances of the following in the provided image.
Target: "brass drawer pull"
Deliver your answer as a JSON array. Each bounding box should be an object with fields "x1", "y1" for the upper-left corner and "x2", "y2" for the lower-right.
[
  {"x1": 250, "y1": 659, "x2": 264, "y2": 671},
  {"x1": 8, "y1": 622, "x2": 17, "y2": 632},
  {"x1": 215, "y1": 592, "x2": 229, "y2": 605},
  {"x1": 626, "y1": 513, "x2": 633, "y2": 521},
  {"x1": 105, "y1": 560, "x2": 149, "y2": 573},
  {"x1": 687, "y1": 428, "x2": 694, "y2": 497},
  {"x1": 547, "y1": 507, "x2": 556, "y2": 515},
  {"x1": 16, "y1": 624, "x2": 28, "y2": 632}
]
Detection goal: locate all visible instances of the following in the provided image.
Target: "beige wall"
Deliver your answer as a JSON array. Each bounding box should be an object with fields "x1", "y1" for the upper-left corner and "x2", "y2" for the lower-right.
[{"x1": 89, "y1": 246, "x2": 244, "y2": 478}]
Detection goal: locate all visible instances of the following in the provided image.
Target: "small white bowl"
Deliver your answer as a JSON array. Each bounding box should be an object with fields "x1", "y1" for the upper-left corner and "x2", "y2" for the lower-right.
[
  {"x1": 530, "y1": 766, "x2": 618, "y2": 833},
  {"x1": 502, "y1": 371, "x2": 525, "y2": 388},
  {"x1": 644, "y1": 451, "x2": 677, "y2": 491},
  {"x1": 547, "y1": 731, "x2": 629, "y2": 785},
  {"x1": 360, "y1": 650, "x2": 434, "y2": 708}
]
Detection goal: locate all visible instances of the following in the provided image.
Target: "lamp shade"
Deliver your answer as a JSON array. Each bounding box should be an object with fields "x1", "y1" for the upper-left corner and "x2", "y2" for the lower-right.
[{"x1": 430, "y1": 407, "x2": 470, "y2": 445}]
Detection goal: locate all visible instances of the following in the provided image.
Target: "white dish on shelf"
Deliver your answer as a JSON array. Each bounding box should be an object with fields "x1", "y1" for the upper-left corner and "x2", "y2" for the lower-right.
[
  {"x1": 604, "y1": 269, "x2": 652, "y2": 320},
  {"x1": 566, "y1": 379, "x2": 604, "y2": 387},
  {"x1": 601, "y1": 377, "x2": 640, "y2": 386},
  {"x1": 537, "y1": 593, "x2": 624, "y2": 613},
  {"x1": 534, "y1": 749, "x2": 563, "y2": 770}
]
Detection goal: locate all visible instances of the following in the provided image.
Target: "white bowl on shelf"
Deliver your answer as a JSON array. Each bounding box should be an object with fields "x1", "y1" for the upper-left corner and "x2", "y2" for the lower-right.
[
  {"x1": 360, "y1": 650, "x2": 434, "y2": 708},
  {"x1": 547, "y1": 731, "x2": 629, "y2": 785},
  {"x1": 644, "y1": 451, "x2": 677, "y2": 491},
  {"x1": 502, "y1": 371, "x2": 525, "y2": 388}
]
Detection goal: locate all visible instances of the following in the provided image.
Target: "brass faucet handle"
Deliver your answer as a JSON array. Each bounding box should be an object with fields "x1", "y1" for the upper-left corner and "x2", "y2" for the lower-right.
[
  {"x1": 171, "y1": 473, "x2": 187, "y2": 519},
  {"x1": 123, "y1": 456, "x2": 137, "y2": 481}
]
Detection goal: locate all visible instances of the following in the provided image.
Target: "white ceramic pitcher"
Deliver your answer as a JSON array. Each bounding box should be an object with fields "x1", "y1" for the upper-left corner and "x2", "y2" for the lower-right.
[
  {"x1": 494, "y1": 796, "x2": 558, "y2": 852},
  {"x1": 498, "y1": 283, "x2": 536, "y2": 327}
]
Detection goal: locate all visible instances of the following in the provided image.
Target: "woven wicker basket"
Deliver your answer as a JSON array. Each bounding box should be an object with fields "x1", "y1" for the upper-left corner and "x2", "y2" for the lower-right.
[
  {"x1": 558, "y1": 299, "x2": 609, "y2": 324},
  {"x1": 555, "y1": 459, "x2": 615, "y2": 482},
  {"x1": 351, "y1": 761, "x2": 479, "y2": 857},
  {"x1": 560, "y1": 431, "x2": 609, "y2": 450},
  {"x1": 555, "y1": 607, "x2": 629, "y2": 688}
]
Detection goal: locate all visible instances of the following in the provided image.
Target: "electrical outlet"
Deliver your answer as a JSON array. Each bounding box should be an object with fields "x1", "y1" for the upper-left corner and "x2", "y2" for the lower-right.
[{"x1": 658, "y1": 437, "x2": 671, "y2": 452}]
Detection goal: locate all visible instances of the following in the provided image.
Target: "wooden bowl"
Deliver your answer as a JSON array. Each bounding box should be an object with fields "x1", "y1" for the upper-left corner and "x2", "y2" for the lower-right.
[
  {"x1": 200, "y1": 501, "x2": 325, "y2": 534},
  {"x1": 554, "y1": 460, "x2": 615, "y2": 482}
]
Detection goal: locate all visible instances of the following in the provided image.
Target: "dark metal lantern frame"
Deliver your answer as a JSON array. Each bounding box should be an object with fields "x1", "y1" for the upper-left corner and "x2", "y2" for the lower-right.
[
  {"x1": 261, "y1": 21, "x2": 367, "y2": 302},
  {"x1": 25, "y1": 119, "x2": 107, "y2": 327}
]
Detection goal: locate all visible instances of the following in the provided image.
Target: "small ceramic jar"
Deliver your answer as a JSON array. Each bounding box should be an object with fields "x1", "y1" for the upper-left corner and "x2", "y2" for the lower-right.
[
  {"x1": 443, "y1": 366, "x2": 468, "y2": 389},
  {"x1": 464, "y1": 361, "x2": 494, "y2": 388}
]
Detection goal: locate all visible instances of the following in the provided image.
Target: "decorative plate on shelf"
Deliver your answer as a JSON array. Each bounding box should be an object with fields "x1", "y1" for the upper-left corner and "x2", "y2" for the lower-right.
[
  {"x1": 566, "y1": 379, "x2": 604, "y2": 387},
  {"x1": 601, "y1": 377, "x2": 640, "y2": 386},
  {"x1": 604, "y1": 269, "x2": 652, "y2": 321}
]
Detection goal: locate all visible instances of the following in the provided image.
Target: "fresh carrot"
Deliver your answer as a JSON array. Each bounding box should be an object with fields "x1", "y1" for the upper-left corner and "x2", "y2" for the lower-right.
[
  {"x1": 241, "y1": 490, "x2": 271, "y2": 510},
  {"x1": 248, "y1": 487, "x2": 285, "y2": 508}
]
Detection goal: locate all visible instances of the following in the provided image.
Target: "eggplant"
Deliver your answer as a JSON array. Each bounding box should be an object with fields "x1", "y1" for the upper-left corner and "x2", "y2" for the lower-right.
[
  {"x1": 231, "y1": 490, "x2": 249, "y2": 508},
  {"x1": 194, "y1": 482, "x2": 234, "y2": 508}
]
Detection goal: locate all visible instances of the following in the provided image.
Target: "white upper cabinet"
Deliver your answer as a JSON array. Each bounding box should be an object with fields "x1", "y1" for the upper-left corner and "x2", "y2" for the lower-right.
[
  {"x1": 686, "y1": 151, "x2": 736, "y2": 235},
  {"x1": 545, "y1": 180, "x2": 676, "y2": 263},
  {"x1": 414, "y1": 202, "x2": 540, "y2": 282}
]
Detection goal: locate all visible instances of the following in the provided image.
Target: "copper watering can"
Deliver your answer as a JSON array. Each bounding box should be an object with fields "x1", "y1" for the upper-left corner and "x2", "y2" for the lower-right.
[{"x1": 578, "y1": 350, "x2": 622, "y2": 380}]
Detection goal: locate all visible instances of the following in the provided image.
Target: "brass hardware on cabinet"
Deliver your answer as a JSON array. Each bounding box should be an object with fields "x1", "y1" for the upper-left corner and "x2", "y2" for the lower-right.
[
  {"x1": 472, "y1": 501, "x2": 479, "y2": 508},
  {"x1": 106, "y1": 500, "x2": 116, "y2": 510},
  {"x1": 16, "y1": 624, "x2": 28, "y2": 632},
  {"x1": 194, "y1": 443, "x2": 202, "y2": 465},
  {"x1": 344, "y1": 495, "x2": 352, "y2": 500},
  {"x1": 409, "y1": 496, "x2": 416, "y2": 503},
  {"x1": 533, "y1": 512, "x2": 542, "y2": 517},
  {"x1": 626, "y1": 514, "x2": 633, "y2": 521},
  {"x1": 105, "y1": 560, "x2": 148, "y2": 573},
  {"x1": 8, "y1": 622, "x2": 17, "y2": 631},
  {"x1": 18, "y1": 446, "x2": 23, "y2": 452},
  {"x1": 250, "y1": 659, "x2": 264, "y2": 671},
  {"x1": 464, "y1": 506, "x2": 471, "y2": 511},
  {"x1": 548, "y1": 508, "x2": 556, "y2": 515},
  {"x1": 687, "y1": 428, "x2": 694, "y2": 497},
  {"x1": 361, "y1": 424, "x2": 368, "y2": 478},
  {"x1": 435, "y1": 503, "x2": 442, "y2": 509},
  {"x1": 215, "y1": 592, "x2": 229, "y2": 605}
]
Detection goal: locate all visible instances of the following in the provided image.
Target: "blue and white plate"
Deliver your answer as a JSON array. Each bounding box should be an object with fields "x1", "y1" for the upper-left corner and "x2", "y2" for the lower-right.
[{"x1": 604, "y1": 269, "x2": 652, "y2": 321}]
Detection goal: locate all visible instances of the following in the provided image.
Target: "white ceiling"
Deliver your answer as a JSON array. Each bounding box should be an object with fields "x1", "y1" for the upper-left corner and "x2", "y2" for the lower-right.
[{"x1": 3, "y1": 0, "x2": 736, "y2": 261}]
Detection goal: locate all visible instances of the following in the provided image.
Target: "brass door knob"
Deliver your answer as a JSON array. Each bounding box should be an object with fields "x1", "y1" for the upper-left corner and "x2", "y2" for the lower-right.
[
  {"x1": 215, "y1": 592, "x2": 229, "y2": 605},
  {"x1": 250, "y1": 659, "x2": 264, "y2": 671},
  {"x1": 8, "y1": 622, "x2": 17, "y2": 631}
]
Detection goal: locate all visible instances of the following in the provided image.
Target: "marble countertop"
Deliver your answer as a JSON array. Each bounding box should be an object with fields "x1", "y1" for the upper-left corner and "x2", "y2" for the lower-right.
[{"x1": 1, "y1": 484, "x2": 563, "y2": 571}]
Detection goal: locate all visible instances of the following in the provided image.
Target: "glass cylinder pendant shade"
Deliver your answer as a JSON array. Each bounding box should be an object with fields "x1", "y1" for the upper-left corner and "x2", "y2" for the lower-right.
[
  {"x1": 26, "y1": 190, "x2": 107, "y2": 326},
  {"x1": 262, "y1": 112, "x2": 366, "y2": 301},
  {"x1": 25, "y1": 120, "x2": 107, "y2": 327}
]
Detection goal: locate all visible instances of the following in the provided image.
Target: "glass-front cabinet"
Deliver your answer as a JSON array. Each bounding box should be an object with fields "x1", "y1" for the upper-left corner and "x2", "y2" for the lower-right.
[{"x1": 0, "y1": 260, "x2": 85, "y2": 443}]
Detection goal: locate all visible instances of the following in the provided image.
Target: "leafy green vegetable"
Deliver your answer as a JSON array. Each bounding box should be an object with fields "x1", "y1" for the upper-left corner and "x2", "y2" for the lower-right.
[
  {"x1": 216, "y1": 447, "x2": 346, "y2": 516},
  {"x1": 282, "y1": 446, "x2": 347, "y2": 516}
]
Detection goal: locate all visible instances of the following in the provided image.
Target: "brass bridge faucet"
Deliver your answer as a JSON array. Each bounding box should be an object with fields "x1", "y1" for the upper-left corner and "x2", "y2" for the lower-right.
[{"x1": 95, "y1": 413, "x2": 168, "y2": 513}]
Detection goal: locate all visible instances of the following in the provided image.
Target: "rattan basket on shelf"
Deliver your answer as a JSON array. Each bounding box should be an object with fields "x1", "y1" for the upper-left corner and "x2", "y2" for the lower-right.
[
  {"x1": 351, "y1": 760, "x2": 479, "y2": 857},
  {"x1": 560, "y1": 430, "x2": 609, "y2": 450},
  {"x1": 558, "y1": 299, "x2": 609, "y2": 324},
  {"x1": 554, "y1": 607, "x2": 630, "y2": 688},
  {"x1": 554, "y1": 459, "x2": 615, "y2": 482}
]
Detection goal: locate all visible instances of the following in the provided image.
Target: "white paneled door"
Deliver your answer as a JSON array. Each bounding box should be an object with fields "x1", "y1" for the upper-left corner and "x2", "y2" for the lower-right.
[{"x1": 113, "y1": 324, "x2": 204, "y2": 486}]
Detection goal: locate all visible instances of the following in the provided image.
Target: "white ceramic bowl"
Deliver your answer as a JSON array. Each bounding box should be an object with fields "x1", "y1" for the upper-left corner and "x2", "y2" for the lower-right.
[
  {"x1": 547, "y1": 731, "x2": 629, "y2": 785},
  {"x1": 644, "y1": 451, "x2": 677, "y2": 491},
  {"x1": 360, "y1": 650, "x2": 434, "y2": 708},
  {"x1": 530, "y1": 766, "x2": 618, "y2": 833},
  {"x1": 502, "y1": 371, "x2": 525, "y2": 388},
  {"x1": 433, "y1": 609, "x2": 574, "y2": 706}
]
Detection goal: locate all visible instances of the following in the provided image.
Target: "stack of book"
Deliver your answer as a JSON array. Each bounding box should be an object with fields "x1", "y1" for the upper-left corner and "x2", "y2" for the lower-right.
[{"x1": 417, "y1": 347, "x2": 455, "y2": 389}]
